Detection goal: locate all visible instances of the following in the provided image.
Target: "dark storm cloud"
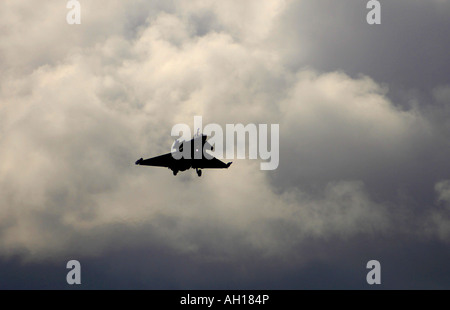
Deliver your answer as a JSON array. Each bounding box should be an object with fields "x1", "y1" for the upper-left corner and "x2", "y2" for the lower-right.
[
  {"x1": 0, "y1": 0, "x2": 449, "y2": 289},
  {"x1": 271, "y1": 0, "x2": 450, "y2": 94},
  {"x1": 2, "y1": 234, "x2": 450, "y2": 289}
]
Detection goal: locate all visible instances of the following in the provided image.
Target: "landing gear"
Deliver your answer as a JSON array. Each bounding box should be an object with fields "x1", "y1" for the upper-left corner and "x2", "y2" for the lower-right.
[
  {"x1": 173, "y1": 169, "x2": 178, "y2": 176},
  {"x1": 196, "y1": 169, "x2": 202, "y2": 177}
]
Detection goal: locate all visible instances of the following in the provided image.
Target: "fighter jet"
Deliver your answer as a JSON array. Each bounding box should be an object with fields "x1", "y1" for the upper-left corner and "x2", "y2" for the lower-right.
[{"x1": 135, "y1": 133, "x2": 232, "y2": 177}]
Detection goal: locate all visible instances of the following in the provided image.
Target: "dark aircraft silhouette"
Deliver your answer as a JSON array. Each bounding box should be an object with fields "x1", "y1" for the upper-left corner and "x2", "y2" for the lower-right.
[{"x1": 135, "y1": 133, "x2": 232, "y2": 177}]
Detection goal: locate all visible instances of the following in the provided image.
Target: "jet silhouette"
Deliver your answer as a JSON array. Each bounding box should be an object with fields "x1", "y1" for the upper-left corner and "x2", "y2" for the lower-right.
[{"x1": 135, "y1": 133, "x2": 232, "y2": 177}]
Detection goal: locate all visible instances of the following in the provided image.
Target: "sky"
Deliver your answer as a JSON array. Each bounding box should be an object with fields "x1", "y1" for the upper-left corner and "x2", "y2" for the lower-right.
[{"x1": 0, "y1": 0, "x2": 449, "y2": 289}]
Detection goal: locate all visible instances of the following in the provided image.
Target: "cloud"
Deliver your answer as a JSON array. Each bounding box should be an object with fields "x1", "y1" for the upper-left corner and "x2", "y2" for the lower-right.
[
  {"x1": 436, "y1": 180, "x2": 450, "y2": 205},
  {"x1": 0, "y1": 0, "x2": 449, "y2": 288},
  {"x1": 426, "y1": 180, "x2": 450, "y2": 242},
  {"x1": 270, "y1": 0, "x2": 450, "y2": 94}
]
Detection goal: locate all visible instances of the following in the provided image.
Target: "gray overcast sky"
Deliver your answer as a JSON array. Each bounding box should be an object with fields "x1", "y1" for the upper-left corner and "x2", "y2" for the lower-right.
[{"x1": 0, "y1": 0, "x2": 449, "y2": 289}]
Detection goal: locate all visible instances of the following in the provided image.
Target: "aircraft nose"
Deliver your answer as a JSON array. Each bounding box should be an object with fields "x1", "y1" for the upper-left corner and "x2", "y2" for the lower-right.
[{"x1": 135, "y1": 158, "x2": 143, "y2": 165}]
